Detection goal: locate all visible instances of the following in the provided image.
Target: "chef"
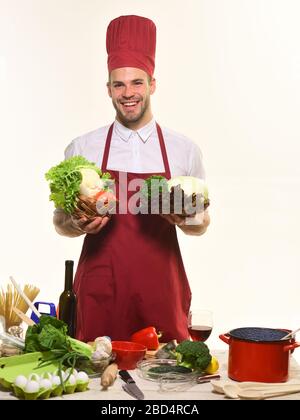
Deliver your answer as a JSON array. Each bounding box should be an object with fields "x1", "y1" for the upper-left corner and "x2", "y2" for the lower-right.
[{"x1": 53, "y1": 15, "x2": 210, "y2": 342}]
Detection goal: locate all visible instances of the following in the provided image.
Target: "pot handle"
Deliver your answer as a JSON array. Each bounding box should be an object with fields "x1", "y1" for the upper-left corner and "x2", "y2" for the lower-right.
[
  {"x1": 284, "y1": 342, "x2": 300, "y2": 352},
  {"x1": 219, "y1": 333, "x2": 230, "y2": 345}
]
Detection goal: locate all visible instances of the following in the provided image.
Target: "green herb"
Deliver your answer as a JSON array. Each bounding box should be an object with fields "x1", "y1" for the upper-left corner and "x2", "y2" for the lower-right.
[
  {"x1": 45, "y1": 156, "x2": 111, "y2": 214},
  {"x1": 149, "y1": 365, "x2": 192, "y2": 374},
  {"x1": 25, "y1": 315, "x2": 92, "y2": 389}
]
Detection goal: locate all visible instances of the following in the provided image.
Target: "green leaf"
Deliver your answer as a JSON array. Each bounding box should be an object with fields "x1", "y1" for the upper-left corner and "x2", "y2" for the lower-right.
[
  {"x1": 24, "y1": 315, "x2": 93, "y2": 385},
  {"x1": 24, "y1": 316, "x2": 69, "y2": 353},
  {"x1": 45, "y1": 156, "x2": 110, "y2": 214},
  {"x1": 38, "y1": 325, "x2": 69, "y2": 351},
  {"x1": 141, "y1": 175, "x2": 168, "y2": 199},
  {"x1": 39, "y1": 315, "x2": 68, "y2": 333},
  {"x1": 69, "y1": 337, "x2": 92, "y2": 359}
]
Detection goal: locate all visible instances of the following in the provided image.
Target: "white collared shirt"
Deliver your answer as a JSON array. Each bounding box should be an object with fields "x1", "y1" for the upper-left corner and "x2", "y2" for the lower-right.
[{"x1": 64, "y1": 118, "x2": 205, "y2": 179}]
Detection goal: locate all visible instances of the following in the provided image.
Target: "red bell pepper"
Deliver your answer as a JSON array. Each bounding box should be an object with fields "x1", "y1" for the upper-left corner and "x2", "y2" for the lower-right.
[
  {"x1": 94, "y1": 190, "x2": 116, "y2": 202},
  {"x1": 130, "y1": 327, "x2": 161, "y2": 350}
]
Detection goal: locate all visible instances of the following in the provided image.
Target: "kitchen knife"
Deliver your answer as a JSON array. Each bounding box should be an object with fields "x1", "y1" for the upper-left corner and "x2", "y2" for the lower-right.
[
  {"x1": 196, "y1": 374, "x2": 221, "y2": 383},
  {"x1": 119, "y1": 370, "x2": 144, "y2": 400}
]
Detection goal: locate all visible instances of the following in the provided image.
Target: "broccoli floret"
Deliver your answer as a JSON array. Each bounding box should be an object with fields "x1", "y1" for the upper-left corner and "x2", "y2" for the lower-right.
[{"x1": 175, "y1": 340, "x2": 212, "y2": 372}]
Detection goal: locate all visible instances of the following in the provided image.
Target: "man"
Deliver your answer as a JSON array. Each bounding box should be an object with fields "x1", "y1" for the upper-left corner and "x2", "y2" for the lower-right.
[{"x1": 54, "y1": 15, "x2": 210, "y2": 343}]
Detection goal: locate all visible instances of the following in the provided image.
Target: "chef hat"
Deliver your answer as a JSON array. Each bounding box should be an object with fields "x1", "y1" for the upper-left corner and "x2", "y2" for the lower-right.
[{"x1": 106, "y1": 15, "x2": 156, "y2": 77}]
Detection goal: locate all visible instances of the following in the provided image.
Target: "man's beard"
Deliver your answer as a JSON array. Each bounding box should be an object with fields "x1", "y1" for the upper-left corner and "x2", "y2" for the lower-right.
[{"x1": 113, "y1": 95, "x2": 150, "y2": 126}]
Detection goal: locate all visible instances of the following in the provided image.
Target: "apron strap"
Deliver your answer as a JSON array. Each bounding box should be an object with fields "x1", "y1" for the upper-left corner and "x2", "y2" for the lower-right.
[
  {"x1": 156, "y1": 123, "x2": 171, "y2": 179},
  {"x1": 101, "y1": 122, "x2": 171, "y2": 178},
  {"x1": 101, "y1": 123, "x2": 114, "y2": 172}
]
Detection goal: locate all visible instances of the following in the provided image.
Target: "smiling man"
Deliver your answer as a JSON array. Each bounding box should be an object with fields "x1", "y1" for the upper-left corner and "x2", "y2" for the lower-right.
[
  {"x1": 53, "y1": 15, "x2": 210, "y2": 343},
  {"x1": 108, "y1": 67, "x2": 155, "y2": 127}
]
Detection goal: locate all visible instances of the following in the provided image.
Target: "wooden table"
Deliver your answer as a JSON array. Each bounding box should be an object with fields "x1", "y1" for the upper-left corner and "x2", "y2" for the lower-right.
[{"x1": 1, "y1": 350, "x2": 300, "y2": 400}]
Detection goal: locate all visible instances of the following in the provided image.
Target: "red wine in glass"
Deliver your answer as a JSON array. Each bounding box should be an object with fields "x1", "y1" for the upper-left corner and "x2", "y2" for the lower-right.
[{"x1": 188, "y1": 325, "x2": 213, "y2": 342}]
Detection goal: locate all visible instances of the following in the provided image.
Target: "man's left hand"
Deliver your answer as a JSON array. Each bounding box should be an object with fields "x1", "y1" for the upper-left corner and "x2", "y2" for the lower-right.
[
  {"x1": 160, "y1": 210, "x2": 210, "y2": 236},
  {"x1": 160, "y1": 213, "x2": 186, "y2": 226}
]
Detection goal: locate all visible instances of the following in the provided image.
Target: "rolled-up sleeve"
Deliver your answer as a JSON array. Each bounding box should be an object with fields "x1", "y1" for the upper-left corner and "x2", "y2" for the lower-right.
[
  {"x1": 64, "y1": 133, "x2": 87, "y2": 160},
  {"x1": 188, "y1": 143, "x2": 206, "y2": 180},
  {"x1": 64, "y1": 142, "x2": 75, "y2": 159}
]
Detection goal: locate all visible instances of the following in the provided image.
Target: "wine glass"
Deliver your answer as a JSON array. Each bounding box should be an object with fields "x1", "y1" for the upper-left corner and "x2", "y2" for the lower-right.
[{"x1": 188, "y1": 309, "x2": 213, "y2": 342}]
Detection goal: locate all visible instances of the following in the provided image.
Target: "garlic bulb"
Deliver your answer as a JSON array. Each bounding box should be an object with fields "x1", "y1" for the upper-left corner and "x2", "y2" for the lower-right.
[
  {"x1": 91, "y1": 349, "x2": 110, "y2": 361},
  {"x1": 94, "y1": 336, "x2": 112, "y2": 355}
]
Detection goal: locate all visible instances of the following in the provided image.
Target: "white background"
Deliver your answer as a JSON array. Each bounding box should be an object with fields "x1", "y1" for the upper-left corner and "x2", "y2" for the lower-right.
[{"x1": 1, "y1": 0, "x2": 300, "y2": 355}]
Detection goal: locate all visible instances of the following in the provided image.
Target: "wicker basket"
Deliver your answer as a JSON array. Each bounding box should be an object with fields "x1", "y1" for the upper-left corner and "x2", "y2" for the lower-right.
[
  {"x1": 73, "y1": 195, "x2": 116, "y2": 222},
  {"x1": 142, "y1": 186, "x2": 210, "y2": 216}
]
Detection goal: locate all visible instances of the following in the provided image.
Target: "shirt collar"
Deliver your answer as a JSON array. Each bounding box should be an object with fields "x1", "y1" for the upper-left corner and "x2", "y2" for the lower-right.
[{"x1": 114, "y1": 118, "x2": 156, "y2": 143}]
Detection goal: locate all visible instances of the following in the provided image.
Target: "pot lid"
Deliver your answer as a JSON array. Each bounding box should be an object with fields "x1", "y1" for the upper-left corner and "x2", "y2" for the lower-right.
[{"x1": 229, "y1": 327, "x2": 289, "y2": 342}]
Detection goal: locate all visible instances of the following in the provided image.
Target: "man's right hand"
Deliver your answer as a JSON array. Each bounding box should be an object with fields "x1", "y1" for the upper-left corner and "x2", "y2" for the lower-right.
[{"x1": 72, "y1": 215, "x2": 110, "y2": 235}]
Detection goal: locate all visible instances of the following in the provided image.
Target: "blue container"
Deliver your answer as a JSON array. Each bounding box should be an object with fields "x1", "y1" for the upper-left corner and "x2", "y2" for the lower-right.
[{"x1": 31, "y1": 302, "x2": 57, "y2": 324}]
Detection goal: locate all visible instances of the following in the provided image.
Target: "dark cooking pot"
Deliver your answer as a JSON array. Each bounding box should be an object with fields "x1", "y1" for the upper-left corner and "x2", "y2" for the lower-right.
[{"x1": 219, "y1": 327, "x2": 300, "y2": 382}]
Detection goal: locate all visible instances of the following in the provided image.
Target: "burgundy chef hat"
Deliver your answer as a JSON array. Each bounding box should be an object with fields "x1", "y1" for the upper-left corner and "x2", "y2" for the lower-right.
[{"x1": 106, "y1": 15, "x2": 156, "y2": 77}]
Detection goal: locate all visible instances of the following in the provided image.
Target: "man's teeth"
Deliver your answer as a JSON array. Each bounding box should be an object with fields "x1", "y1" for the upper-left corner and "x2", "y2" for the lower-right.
[{"x1": 123, "y1": 102, "x2": 138, "y2": 106}]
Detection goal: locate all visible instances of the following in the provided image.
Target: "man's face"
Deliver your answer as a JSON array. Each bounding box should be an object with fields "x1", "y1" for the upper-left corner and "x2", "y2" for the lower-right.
[{"x1": 107, "y1": 67, "x2": 156, "y2": 125}]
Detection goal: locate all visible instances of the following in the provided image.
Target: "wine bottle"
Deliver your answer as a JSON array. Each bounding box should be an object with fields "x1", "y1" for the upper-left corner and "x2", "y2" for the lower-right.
[{"x1": 58, "y1": 260, "x2": 77, "y2": 337}]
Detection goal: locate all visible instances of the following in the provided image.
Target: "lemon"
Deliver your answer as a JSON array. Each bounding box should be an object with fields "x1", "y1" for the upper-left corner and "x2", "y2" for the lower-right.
[{"x1": 205, "y1": 356, "x2": 219, "y2": 374}]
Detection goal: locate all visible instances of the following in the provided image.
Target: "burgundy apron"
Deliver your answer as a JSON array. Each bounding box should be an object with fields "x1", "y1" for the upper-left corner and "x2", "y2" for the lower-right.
[{"x1": 74, "y1": 123, "x2": 191, "y2": 342}]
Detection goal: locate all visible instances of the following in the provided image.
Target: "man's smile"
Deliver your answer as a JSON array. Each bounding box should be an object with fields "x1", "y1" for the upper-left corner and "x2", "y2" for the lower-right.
[{"x1": 120, "y1": 100, "x2": 141, "y2": 111}]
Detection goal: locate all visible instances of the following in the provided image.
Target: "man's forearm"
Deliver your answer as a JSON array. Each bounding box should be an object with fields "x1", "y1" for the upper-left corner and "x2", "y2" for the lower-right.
[
  {"x1": 53, "y1": 209, "x2": 85, "y2": 238},
  {"x1": 179, "y1": 210, "x2": 210, "y2": 236}
]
